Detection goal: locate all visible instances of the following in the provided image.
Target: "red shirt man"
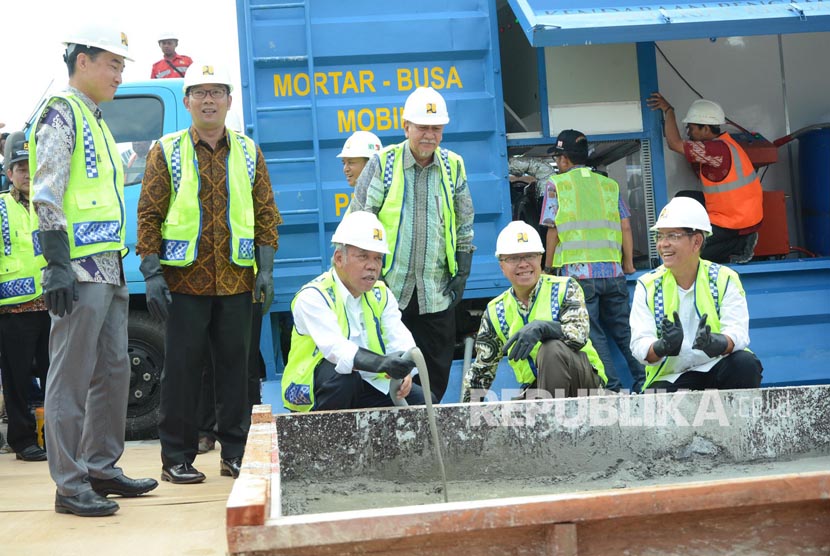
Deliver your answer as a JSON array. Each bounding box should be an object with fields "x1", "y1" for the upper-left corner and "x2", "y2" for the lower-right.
[{"x1": 151, "y1": 33, "x2": 193, "y2": 79}]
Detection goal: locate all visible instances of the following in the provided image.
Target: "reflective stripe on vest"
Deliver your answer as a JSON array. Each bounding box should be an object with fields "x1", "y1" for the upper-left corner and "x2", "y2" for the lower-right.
[
  {"x1": 486, "y1": 275, "x2": 607, "y2": 386},
  {"x1": 282, "y1": 271, "x2": 389, "y2": 412},
  {"x1": 0, "y1": 194, "x2": 45, "y2": 306},
  {"x1": 376, "y1": 142, "x2": 460, "y2": 276},
  {"x1": 639, "y1": 260, "x2": 742, "y2": 390},
  {"x1": 552, "y1": 168, "x2": 622, "y2": 267},
  {"x1": 701, "y1": 133, "x2": 763, "y2": 229},
  {"x1": 29, "y1": 94, "x2": 126, "y2": 259},
  {"x1": 158, "y1": 129, "x2": 256, "y2": 267}
]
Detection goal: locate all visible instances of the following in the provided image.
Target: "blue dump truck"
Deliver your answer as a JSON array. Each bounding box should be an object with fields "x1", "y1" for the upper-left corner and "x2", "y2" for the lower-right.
[{"x1": 79, "y1": 0, "x2": 830, "y2": 436}]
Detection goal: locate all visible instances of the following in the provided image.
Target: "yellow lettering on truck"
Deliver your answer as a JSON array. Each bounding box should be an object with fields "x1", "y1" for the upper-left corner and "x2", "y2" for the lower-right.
[
  {"x1": 273, "y1": 71, "x2": 376, "y2": 96},
  {"x1": 337, "y1": 107, "x2": 405, "y2": 133},
  {"x1": 396, "y1": 66, "x2": 463, "y2": 91},
  {"x1": 334, "y1": 193, "x2": 351, "y2": 217}
]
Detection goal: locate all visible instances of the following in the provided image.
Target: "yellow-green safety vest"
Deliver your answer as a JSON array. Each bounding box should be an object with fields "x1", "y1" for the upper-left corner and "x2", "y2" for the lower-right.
[
  {"x1": 158, "y1": 129, "x2": 256, "y2": 267},
  {"x1": 486, "y1": 275, "x2": 607, "y2": 386},
  {"x1": 29, "y1": 94, "x2": 126, "y2": 259},
  {"x1": 553, "y1": 167, "x2": 621, "y2": 267},
  {"x1": 376, "y1": 141, "x2": 464, "y2": 276},
  {"x1": 282, "y1": 270, "x2": 390, "y2": 412},
  {"x1": 639, "y1": 260, "x2": 745, "y2": 390},
  {"x1": 0, "y1": 193, "x2": 45, "y2": 306}
]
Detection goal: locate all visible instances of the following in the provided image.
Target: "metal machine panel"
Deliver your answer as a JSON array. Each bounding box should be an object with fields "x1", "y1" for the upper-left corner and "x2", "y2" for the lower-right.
[{"x1": 237, "y1": 0, "x2": 511, "y2": 310}]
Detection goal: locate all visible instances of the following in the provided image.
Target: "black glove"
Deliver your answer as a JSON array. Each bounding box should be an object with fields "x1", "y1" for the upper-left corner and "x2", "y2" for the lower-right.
[
  {"x1": 254, "y1": 245, "x2": 275, "y2": 315},
  {"x1": 443, "y1": 250, "x2": 473, "y2": 309},
  {"x1": 39, "y1": 230, "x2": 78, "y2": 317},
  {"x1": 353, "y1": 348, "x2": 416, "y2": 380},
  {"x1": 692, "y1": 314, "x2": 729, "y2": 358},
  {"x1": 653, "y1": 311, "x2": 684, "y2": 358},
  {"x1": 502, "y1": 320, "x2": 563, "y2": 362},
  {"x1": 139, "y1": 254, "x2": 172, "y2": 322}
]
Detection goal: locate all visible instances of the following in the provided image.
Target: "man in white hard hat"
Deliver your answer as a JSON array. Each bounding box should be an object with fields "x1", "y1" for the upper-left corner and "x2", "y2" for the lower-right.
[
  {"x1": 137, "y1": 62, "x2": 281, "y2": 484},
  {"x1": 281, "y1": 211, "x2": 428, "y2": 411},
  {"x1": 337, "y1": 130, "x2": 382, "y2": 187},
  {"x1": 540, "y1": 129, "x2": 644, "y2": 393},
  {"x1": 461, "y1": 221, "x2": 607, "y2": 402},
  {"x1": 31, "y1": 24, "x2": 157, "y2": 517},
  {"x1": 629, "y1": 197, "x2": 763, "y2": 392},
  {"x1": 150, "y1": 31, "x2": 193, "y2": 79},
  {"x1": 647, "y1": 93, "x2": 763, "y2": 264},
  {"x1": 0, "y1": 132, "x2": 50, "y2": 463},
  {"x1": 349, "y1": 87, "x2": 475, "y2": 402}
]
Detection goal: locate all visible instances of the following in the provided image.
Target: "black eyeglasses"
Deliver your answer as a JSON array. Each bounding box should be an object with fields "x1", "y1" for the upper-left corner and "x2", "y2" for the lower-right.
[{"x1": 189, "y1": 88, "x2": 227, "y2": 100}]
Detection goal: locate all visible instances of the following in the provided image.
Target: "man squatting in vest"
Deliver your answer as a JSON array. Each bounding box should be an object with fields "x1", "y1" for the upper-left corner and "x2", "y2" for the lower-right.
[
  {"x1": 348, "y1": 87, "x2": 475, "y2": 403},
  {"x1": 630, "y1": 197, "x2": 763, "y2": 392},
  {"x1": 282, "y1": 211, "x2": 429, "y2": 411},
  {"x1": 648, "y1": 93, "x2": 763, "y2": 264},
  {"x1": 136, "y1": 62, "x2": 281, "y2": 485},
  {"x1": 462, "y1": 221, "x2": 608, "y2": 403},
  {"x1": 0, "y1": 132, "x2": 49, "y2": 463},
  {"x1": 31, "y1": 25, "x2": 157, "y2": 518},
  {"x1": 540, "y1": 129, "x2": 646, "y2": 392}
]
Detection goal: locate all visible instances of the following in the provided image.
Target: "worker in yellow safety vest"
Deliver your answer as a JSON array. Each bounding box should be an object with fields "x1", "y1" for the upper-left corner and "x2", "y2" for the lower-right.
[
  {"x1": 31, "y1": 23, "x2": 157, "y2": 517},
  {"x1": 282, "y1": 211, "x2": 429, "y2": 411},
  {"x1": 0, "y1": 132, "x2": 49, "y2": 463},
  {"x1": 462, "y1": 221, "x2": 608, "y2": 402},
  {"x1": 629, "y1": 196, "x2": 763, "y2": 391},
  {"x1": 347, "y1": 87, "x2": 475, "y2": 402}
]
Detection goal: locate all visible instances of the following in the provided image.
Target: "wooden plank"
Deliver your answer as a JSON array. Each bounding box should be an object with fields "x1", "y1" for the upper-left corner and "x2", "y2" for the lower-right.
[{"x1": 546, "y1": 523, "x2": 577, "y2": 556}]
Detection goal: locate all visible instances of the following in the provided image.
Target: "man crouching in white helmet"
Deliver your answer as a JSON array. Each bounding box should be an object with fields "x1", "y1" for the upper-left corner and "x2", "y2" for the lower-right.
[
  {"x1": 629, "y1": 197, "x2": 763, "y2": 392},
  {"x1": 462, "y1": 221, "x2": 607, "y2": 403},
  {"x1": 281, "y1": 211, "x2": 430, "y2": 411}
]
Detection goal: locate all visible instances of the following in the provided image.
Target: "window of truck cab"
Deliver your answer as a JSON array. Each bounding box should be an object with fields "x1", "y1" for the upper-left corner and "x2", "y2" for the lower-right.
[{"x1": 100, "y1": 95, "x2": 165, "y2": 186}]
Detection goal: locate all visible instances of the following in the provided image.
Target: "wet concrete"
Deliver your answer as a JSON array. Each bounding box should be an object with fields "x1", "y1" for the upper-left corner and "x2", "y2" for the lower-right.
[{"x1": 274, "y1": 386, "x2": 830, "y2": 515}]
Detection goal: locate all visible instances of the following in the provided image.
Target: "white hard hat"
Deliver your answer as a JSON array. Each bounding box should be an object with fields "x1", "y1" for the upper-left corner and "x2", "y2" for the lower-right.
[
  {"x1": 682, "y1": 99, "x2": 726, "y2": 126},
  {"x1": 183, "y1": 62, "x2": 234, "y2": 94},
  {"x1": 337, "y1": 131, "x2": 382, "y2": 159},
  {"x1": 332, "y1": 211, "x2": 391, "y2": 254},
  {"x1": 651, "y1": 196, "x2": 712, "y2": 236},
  {"x1": 495, "y1": 221, "x2": 545, "y2": 256},
  {"x1": 402, "y1": 87, "x2": 449, "y2": 126},
  {"x1": 63, "y1": 24, "x2": 134, "y2": 61},
  {"x1": 157, "y1": 31, "x2": 178, "y2": 42}
]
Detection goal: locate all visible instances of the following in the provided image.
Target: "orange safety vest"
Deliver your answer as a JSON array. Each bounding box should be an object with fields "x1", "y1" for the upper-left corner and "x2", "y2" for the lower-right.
[{"x1": 700, "y1": 132, "x2": 763, "y2": 230}]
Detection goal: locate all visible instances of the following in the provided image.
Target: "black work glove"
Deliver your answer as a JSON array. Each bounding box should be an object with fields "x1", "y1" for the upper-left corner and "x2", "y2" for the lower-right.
[
  {"x1": 353, "y1": 348, "x2": 416, "y2": 380},
  {"x1": 692, "y1": 314, "x2": 729, "y2": 358},
  {"x1": 139, "y1": 254, "x2": 172, "y2": 322},
  {"x1": 443, "y1": 251, "x2": 473, "y2": 309},
  {"x1": 254, "y1": 245, "x2": 275, "y2": 315},
  {"x1": 503, "y1": 320, "x2": 563, "y2": 362},
  {"x1": 653, "y1": 311, "x2": 683, "y2": 358},
  {"x1": 39, "y1": 230, "x2": 78, "y2": 317}
]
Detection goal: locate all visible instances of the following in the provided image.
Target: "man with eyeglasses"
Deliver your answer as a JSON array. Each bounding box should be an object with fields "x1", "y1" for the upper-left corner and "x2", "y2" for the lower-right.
[
  {"x1": 647, "y1": 93, "x2": 762, "y2": 264},
  {"x1": 629, "y1": 197, "x2": 762, "y2": 392},
  {"x1": 348, "y1": 87, "x2": 475, "y2": 402},
  {"x1": 461, "y1": 221, "x2": 607, "y2": 402},
  {"x1": 137, "y1": 62, "x2": 281, "y2": 484},
  {"x1": 539, "y1": 129, "x2": 644, "y2": 393}
]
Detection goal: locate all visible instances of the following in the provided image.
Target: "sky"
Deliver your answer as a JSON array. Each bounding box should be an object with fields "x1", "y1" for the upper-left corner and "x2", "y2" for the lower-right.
[{"x1": 0, "y1": 0, "x2": 242, "y2": 133}]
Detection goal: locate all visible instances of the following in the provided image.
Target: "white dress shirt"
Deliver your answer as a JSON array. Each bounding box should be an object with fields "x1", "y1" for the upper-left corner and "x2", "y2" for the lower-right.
[
  {"x1": 292, "y1": 270, "x2": 416, "y2": 393},
  {"x1": 630, "y1": 270, "x2": 750, "y2": 383}
]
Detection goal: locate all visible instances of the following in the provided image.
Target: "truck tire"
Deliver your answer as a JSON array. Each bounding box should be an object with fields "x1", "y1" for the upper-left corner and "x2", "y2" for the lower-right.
[{"x1": 126, "y1": 310, "x2": 164, "y2": 440}]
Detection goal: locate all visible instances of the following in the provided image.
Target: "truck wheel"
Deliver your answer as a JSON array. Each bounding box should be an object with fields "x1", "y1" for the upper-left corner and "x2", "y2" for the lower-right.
[{"x1": 126, "y1": 310, "x2": 164, "y2": 440}]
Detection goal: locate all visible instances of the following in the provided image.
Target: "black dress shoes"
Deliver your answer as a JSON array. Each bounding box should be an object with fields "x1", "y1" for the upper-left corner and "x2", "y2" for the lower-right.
[
  {"x1": 55, "y1": 490, "x2": 119, "y2": 517},
  {"x1": 90, "y1": 474, "x2": 159, "y2": 497},
  {"x1": 16, "y1": 444, "x2": 47, "y2": 462},
  {"x1": 161, "y1": 463, "x2": 206, "y2": 484},
  {"x1": 220, "y1": 457, "x2": 242, "y2": 479}
]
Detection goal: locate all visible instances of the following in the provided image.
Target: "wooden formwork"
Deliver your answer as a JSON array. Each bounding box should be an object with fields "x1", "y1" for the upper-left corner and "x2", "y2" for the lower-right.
[{"x1": 227, "y1": 388, "x2": 830, "y2": 555}]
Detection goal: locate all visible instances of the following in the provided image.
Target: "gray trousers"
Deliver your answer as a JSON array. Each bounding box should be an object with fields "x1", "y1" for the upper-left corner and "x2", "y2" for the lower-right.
[
  {"x1": 534, "y1": 339, "x2": 602, "y2": 397},
  {"x1": 45, "y1": 282, "x2": 130, "y2": 496}
]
